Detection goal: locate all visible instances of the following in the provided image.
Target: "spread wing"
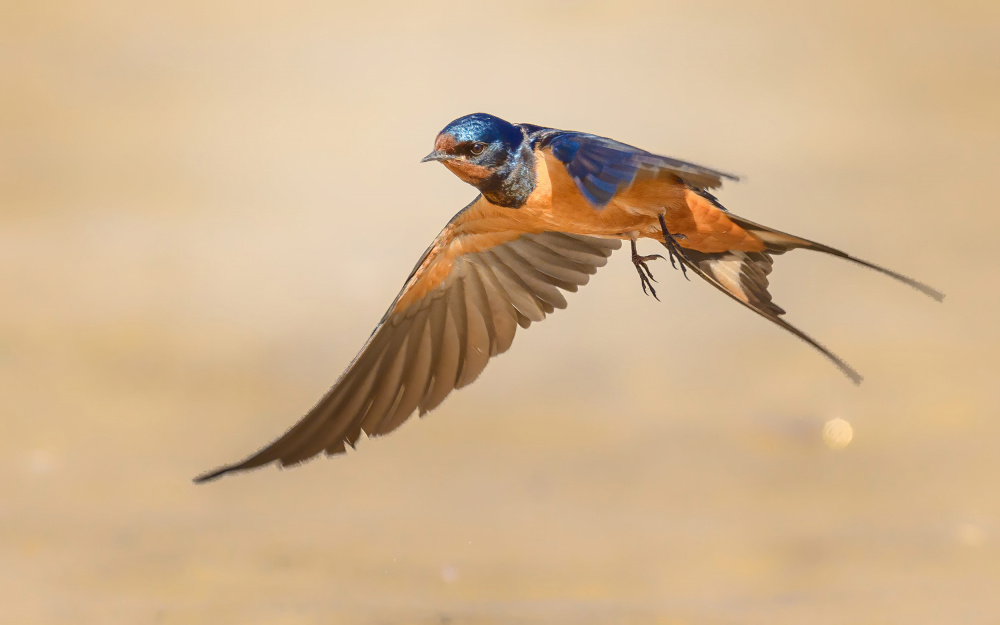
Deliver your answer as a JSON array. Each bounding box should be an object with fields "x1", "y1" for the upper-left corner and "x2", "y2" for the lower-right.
[
  {"x1": 534, "y1": 129, "x2": 738, "y2": 207},
  {"x1": 195, "y1": 198, "x2": 621, "y2": 482}
]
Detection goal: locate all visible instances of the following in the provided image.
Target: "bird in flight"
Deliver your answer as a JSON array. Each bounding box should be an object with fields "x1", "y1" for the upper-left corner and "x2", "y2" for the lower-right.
[{"x1": 195, "y1": 113, "x2": 942, "y2": 482}]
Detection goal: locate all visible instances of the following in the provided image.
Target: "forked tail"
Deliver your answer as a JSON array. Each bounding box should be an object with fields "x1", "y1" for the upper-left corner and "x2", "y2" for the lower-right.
[
  {"x1": 667, "y1": 215, "x2": 943, "y2": 384},
  {"x1": 732, "y1": 214, "x2": 944, "y2": 301}
]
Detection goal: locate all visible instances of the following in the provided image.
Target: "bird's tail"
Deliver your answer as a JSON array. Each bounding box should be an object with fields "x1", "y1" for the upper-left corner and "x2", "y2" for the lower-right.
[
  {"x1": 729, "y1": 214, "x2": 944, "y2": 301},
  {"x1": 667, "y1": 215, "x2": 942, "y2": 384}
]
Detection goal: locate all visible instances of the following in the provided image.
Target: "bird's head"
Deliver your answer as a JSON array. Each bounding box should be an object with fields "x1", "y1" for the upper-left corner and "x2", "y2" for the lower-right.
[{"x1": 421, "y1": 113, "x2": 525, "y2": 189}]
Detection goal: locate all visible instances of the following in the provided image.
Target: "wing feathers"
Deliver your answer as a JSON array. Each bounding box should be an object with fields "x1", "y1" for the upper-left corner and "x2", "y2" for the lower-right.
[
  {"x1": 194, "y1": 219, "x2": 621, "y2": 482},
  {"x1": 378, "y1": 311, "x2": 434, "y2": 435},
  {"x1": 506, "y1": 238, "x2": 593, "y2": 286},
  {"x1": 318, "y1": 356, "x2": 382, "y2": 454},
  {"x1": 542, "y1": 131, "x2": 738, "y2": 208},
  {"x1": 480, "y1": 254, "x2": 548, "y2": 323},
  {"x1": 540, "y1": 232, "x2": 617, "y2": 265},
  {"x1": 474, "y1": 265, "x2": 519, "y2": 356},
  {"x1": 419, "y1": 296, "x2": 462, "y2": 415},
  {"x1": 356, "y1": 319, "x2": 413, "y2": 437},
  {"x1": 456, "y1": 268, "x2": 493, "y2": 389},
  {"x1": 490, "y1": 246, "x2": 569, "y2": 310}
]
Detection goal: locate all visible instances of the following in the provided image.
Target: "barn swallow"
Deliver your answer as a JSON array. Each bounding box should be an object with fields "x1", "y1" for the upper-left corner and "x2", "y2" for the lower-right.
[{"x1": 194, "y1": 112, "x2": 942, "y2": 482}]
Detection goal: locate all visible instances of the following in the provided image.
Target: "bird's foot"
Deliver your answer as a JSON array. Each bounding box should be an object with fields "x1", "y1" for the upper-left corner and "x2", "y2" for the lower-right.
[
  {"x1": 658, "y1": 215, "x2": 690, "y2": 281},
  {"x1": 630, "y1": 240, "x2": 664, "y2": 300}
]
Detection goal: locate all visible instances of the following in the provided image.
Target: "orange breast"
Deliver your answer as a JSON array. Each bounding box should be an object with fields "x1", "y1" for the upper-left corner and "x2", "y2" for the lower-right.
[{"x1": 464, "y1": 151, "x2": 662, "y2": 238}]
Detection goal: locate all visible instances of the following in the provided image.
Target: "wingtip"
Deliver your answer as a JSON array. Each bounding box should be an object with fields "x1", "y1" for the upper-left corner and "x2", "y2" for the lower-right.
[{"x1": 192, "y1": 464, "x2": 238, "y2": 484}]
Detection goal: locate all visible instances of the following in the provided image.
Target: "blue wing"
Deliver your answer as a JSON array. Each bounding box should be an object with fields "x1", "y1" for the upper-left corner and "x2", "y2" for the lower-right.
[{"x1": 533, "y1": 129, "x2": 738, "y2": 208}]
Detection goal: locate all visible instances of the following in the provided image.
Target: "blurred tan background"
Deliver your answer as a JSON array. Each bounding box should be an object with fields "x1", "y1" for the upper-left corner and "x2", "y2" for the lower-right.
[{"x1": 2, "y1": 1, "x2": 999, "y2": 623}]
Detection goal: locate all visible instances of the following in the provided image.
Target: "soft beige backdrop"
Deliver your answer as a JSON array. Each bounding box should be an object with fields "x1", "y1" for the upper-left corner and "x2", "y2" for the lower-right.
[{"x1": 2, "y1": 1, "x2": 998, "y2": 623}]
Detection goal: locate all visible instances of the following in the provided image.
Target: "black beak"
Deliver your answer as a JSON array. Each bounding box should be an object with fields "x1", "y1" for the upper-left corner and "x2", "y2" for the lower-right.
[{"x1": 420, "y1": 149, "x2": 455, "y2": 163}]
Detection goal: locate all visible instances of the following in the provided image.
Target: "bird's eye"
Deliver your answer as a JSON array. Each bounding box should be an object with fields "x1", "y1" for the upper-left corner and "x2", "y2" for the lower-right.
[{"x1": 470, "y1": 142, "x2": 486, "y2": 155}]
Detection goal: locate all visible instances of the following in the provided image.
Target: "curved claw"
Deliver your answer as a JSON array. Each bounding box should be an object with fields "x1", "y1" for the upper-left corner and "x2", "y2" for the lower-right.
[
  {"x1": 638, "y1": 272, "x2": 659, "y2": 300},
  {"x1": 630, "y1": 242, "x2": 663, "y2": 300}
]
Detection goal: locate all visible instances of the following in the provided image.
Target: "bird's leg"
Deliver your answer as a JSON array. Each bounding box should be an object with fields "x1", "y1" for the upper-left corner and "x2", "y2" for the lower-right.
[
  {"x1": 630, "y1": 238, "x2": 665, "y2": 300},
  {"x1": 658, "y1": 214, "x2": 690, "y2": 281}
]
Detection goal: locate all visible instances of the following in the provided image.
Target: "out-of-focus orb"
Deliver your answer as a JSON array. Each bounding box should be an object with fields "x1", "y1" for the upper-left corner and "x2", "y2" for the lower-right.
[
  {"x1": 822, "y1": 418, "x2": 854, "y2": 450},
  {"x1": 440, "y1": 564, "x2": 459, "y2": 583},
  {"x1": 25, "y1": 449, "x2": 57, "y2": 475},
  {"x1": 956, "y1": 523, "x2": 985, "y2": 547}
]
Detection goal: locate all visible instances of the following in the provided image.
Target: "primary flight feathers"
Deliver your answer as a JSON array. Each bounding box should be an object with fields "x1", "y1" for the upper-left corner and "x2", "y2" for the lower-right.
[
  {"x1": 195, "y1": 113, "x2": 941, "y2": 482},
  {"x1": 195, "y1": 231, "x2": 618, "y2": 482}
]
